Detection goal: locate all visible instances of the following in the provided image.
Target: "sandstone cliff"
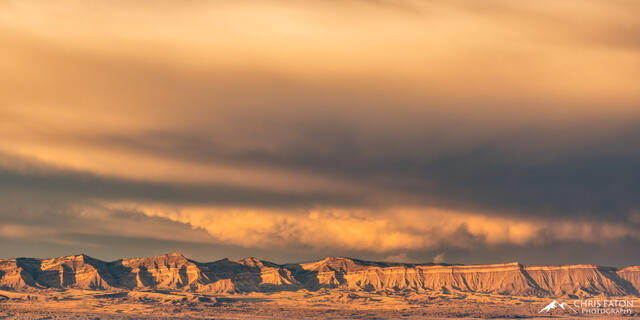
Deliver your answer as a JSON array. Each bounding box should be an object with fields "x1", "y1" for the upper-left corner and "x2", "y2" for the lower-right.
[{"x1": 0, "y1": 254, "x2": 638, "y2": 297}]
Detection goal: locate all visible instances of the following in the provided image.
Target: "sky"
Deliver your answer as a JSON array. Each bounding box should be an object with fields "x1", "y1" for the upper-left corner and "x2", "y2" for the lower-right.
[{"x1": 1, "y1": 0, "x2": 640, "y2": 266}]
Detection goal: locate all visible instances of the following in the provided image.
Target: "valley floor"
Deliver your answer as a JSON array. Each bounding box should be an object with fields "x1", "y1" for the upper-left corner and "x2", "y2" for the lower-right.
[{"x1": 1, "y1": 289, "x2": 637, "y2": 319}]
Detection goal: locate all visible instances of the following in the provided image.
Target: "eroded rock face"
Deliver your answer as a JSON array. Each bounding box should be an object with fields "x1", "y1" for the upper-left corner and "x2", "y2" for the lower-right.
[
  {"x1": 616, "y1": 266, "x2": 640, "y2": 293},
  {"x1": 115, "y1": 253, "x2": 209, "y2": 290},
  {"x1": 0, "y1": 255, "x2": 114, "y2": 290},
  {"x1": 0, "y1": 260, "x2": 36, "y2": 290},
  {"x1": 1, "y1": 254, "x2": 638, "y2": 297},
  {"x1": 523, "y1": 265, "x2": 630, "y2": 296}
]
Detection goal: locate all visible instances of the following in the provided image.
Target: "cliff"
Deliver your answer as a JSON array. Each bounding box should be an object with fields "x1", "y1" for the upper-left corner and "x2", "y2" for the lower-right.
[{"x1": 0, "y1": 254, "x2": 638, "y2": 297}]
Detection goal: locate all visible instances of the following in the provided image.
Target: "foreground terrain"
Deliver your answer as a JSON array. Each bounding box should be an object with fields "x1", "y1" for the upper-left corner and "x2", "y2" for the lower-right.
[
  {"x1": 0, "y1": 288, "x2": 637, "y2": 319},
  {"x1": 0, "y1": 253, "x2": 639, "y2": 318}
]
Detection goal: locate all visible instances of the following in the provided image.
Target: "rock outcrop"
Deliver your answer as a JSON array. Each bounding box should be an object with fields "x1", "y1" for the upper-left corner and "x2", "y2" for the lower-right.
[{"x1": 1, "y1": 254, "x2": 638, "y2": 297}]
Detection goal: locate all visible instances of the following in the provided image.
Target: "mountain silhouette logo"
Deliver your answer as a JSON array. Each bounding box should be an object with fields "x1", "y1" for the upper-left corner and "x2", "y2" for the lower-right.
[{"x1": 538, "y1": 300, "x2": 578, "y2": 313}]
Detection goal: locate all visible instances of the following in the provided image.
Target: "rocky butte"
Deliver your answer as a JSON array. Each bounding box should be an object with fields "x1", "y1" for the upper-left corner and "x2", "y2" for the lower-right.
[{"x1": 1, "y1": 253, "x2": 639, "y2": 297}]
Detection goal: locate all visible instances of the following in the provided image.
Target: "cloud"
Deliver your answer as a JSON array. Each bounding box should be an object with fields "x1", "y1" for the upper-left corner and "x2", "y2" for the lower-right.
[
  {"x1": 0, "y1": 152, "x2": 360, "y2": 208},
  {"x1": 433, "y1": 252, "x2": 446, "y2": 264},
  {"x1": 0, "y1": 0, "x2": 639, "y2": 263},
  {"x1": 103, "y1": 203, "x2": 640, "y2": 253},
  {"x1": 7, "y1": 124, "x2": 640, "y2": 221}
]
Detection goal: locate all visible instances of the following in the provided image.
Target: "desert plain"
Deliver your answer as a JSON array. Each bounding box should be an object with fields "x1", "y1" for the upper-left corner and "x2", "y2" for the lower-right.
[{"x1": 3, "y1": 287, "x2": 627, "y2": 319}]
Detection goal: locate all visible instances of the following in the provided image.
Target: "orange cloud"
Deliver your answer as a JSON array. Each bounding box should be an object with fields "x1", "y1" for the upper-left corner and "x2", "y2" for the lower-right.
[{"x1": 102, "y1": 203, "x2": 640, "y2": 253}]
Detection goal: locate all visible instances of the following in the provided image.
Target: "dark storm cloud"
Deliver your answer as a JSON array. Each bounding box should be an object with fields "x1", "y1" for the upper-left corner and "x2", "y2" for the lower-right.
[
  {"x1": 60, "y1": 122, "x2": 640, "y2": 221},
  {"x1": 423, "y1": 238, "x2": 640, "y2": 267},
  {"x1": 0, "y1": 154, "x2": 361, "y2": 208},
  {"x1": 0, "y1": 186, "x2": 223, "y2": 260}
]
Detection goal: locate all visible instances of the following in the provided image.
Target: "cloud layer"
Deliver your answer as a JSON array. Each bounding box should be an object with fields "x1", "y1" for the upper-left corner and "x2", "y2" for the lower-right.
[{"x1": 1, "y1": 0, "x2": 639, "y2": 264}]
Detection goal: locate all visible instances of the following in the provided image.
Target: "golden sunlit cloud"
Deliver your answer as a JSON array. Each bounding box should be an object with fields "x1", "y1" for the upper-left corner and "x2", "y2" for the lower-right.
[{"x1": 101, "y1": 203, "x2": 640, "y2": 253}]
